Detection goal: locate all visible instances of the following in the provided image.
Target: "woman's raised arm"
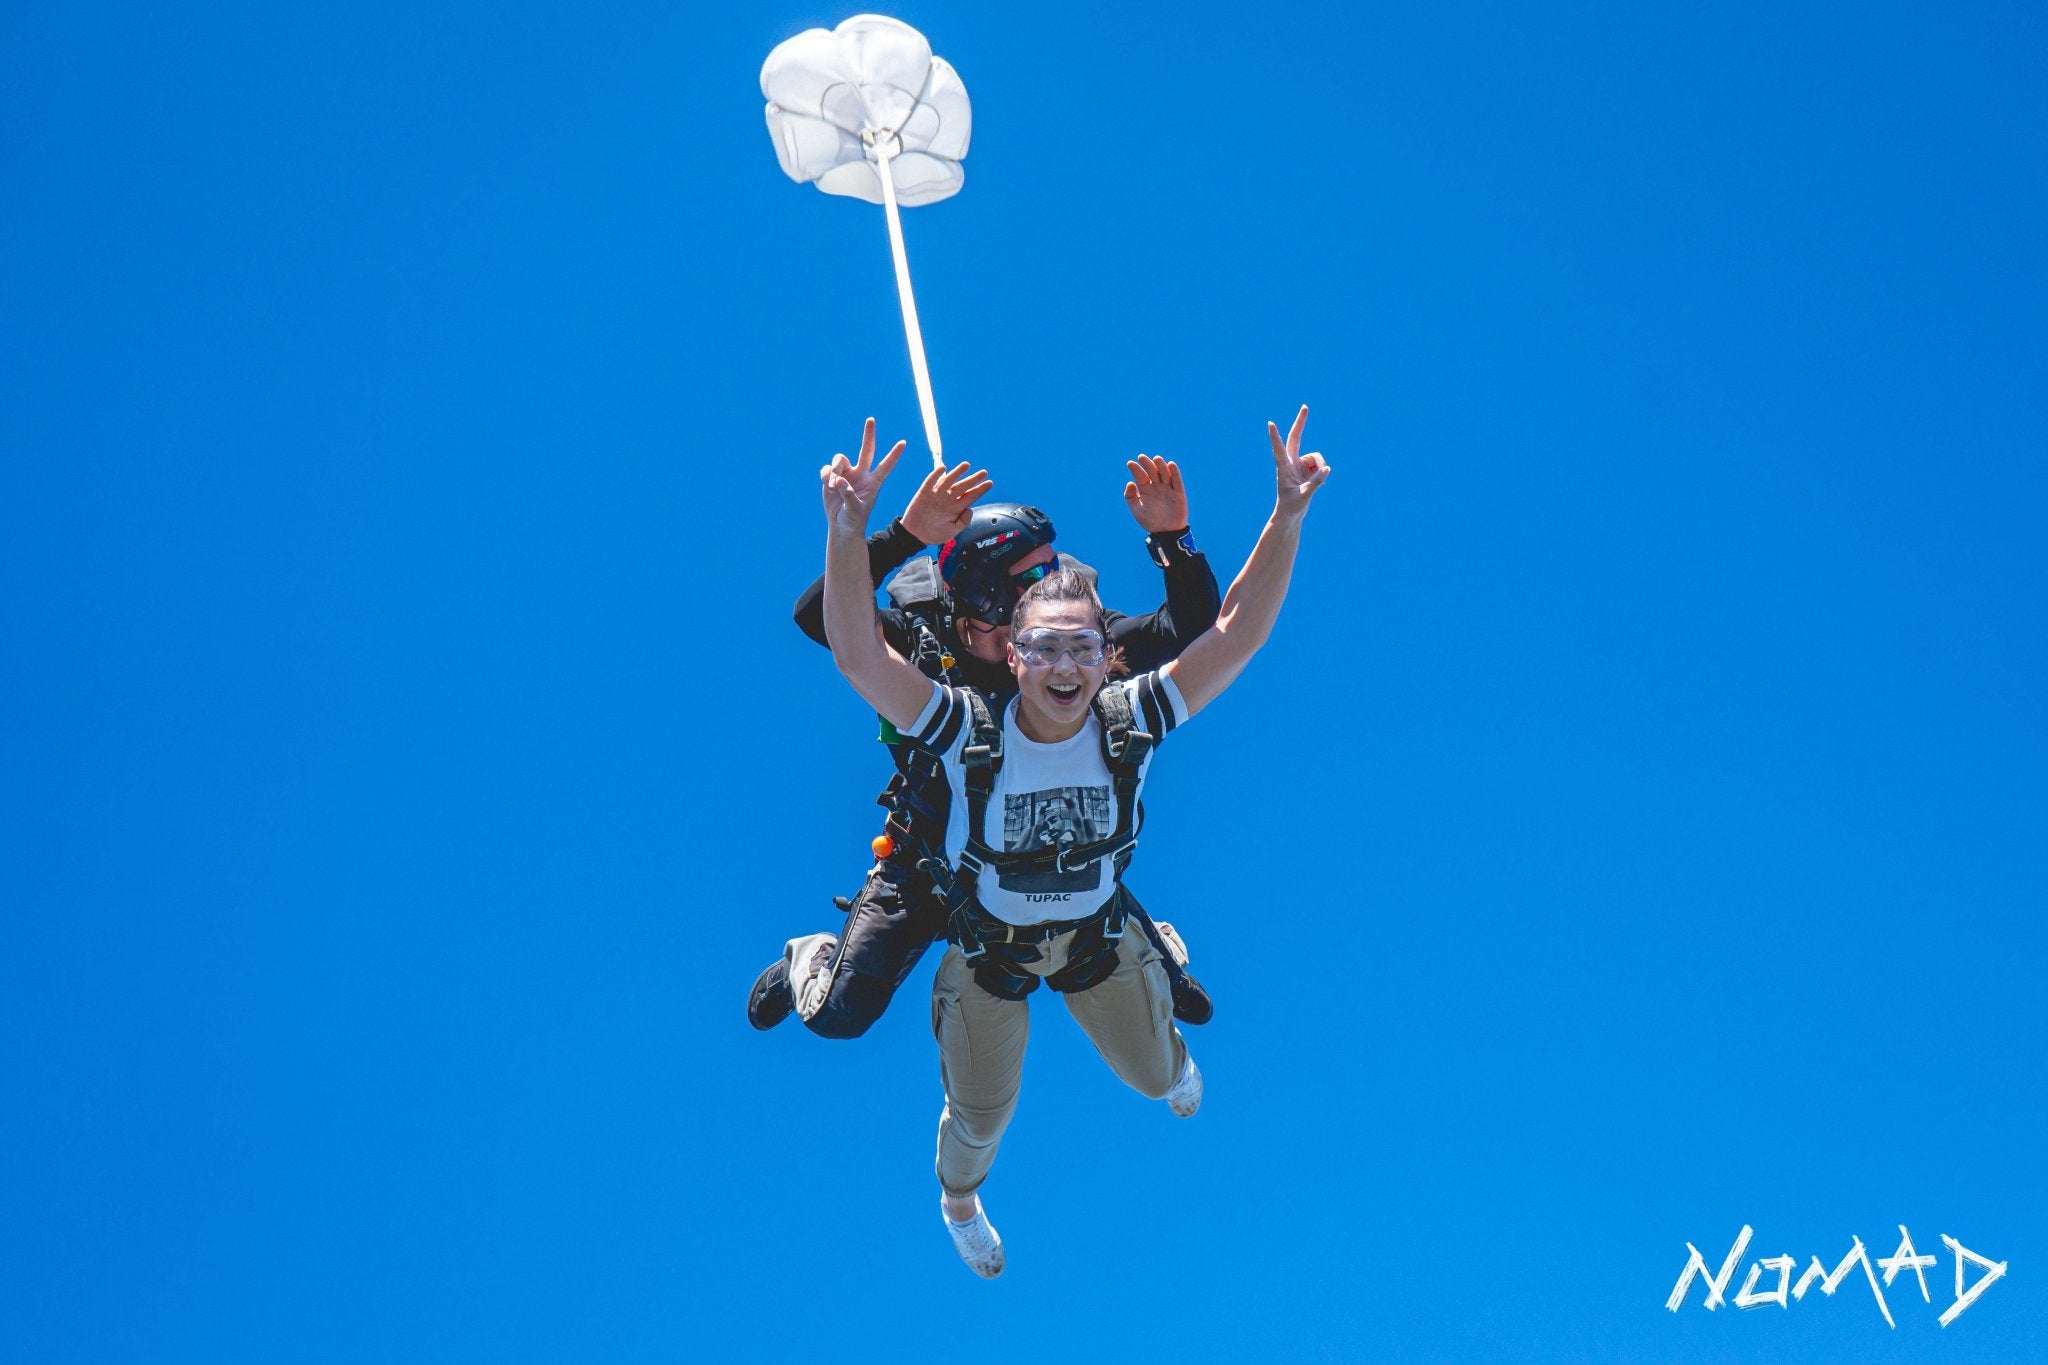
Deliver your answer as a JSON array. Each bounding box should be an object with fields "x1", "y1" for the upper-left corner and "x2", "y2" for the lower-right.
[
  {"x1": 820, "y1": 419, "x2": 944, "y2": 732},
  {"x1": 1161, "y1": 406, "x2": 1333, "y2": 717}
]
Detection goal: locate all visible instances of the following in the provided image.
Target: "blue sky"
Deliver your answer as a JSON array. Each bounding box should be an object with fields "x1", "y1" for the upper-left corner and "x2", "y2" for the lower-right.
[{"x1": 3, "y1": 1, "x2": 2043, "y2": 1359}]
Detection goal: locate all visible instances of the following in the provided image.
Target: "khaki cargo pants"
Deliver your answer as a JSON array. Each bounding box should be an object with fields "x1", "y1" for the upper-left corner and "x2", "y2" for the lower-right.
[{"x1": 932, "y1": 922, "x2": 1187, "y2": 1195}]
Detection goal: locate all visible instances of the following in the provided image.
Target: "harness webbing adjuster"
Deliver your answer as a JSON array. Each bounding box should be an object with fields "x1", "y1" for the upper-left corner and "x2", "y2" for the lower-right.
[{"x1": 1052, "y1": 835, "x2": 1137, "y2": 875}]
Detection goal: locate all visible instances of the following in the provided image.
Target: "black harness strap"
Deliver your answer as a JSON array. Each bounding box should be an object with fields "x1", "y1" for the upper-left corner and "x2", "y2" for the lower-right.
[
  {"x1": 940, "y1": 689, "x2": 1004, "y2": 976},
  {"x1": 868, "y1": 559, "x2": 966, "y2": 863},
  {"x1": 1090, "y1": 680, "x2": 1153, "y2": 888}
]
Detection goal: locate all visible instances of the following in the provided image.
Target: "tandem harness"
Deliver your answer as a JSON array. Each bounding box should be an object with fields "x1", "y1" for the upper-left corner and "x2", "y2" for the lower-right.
[{"x1": 919, "y1": 686, "x2": 1154, "y2": 1001}]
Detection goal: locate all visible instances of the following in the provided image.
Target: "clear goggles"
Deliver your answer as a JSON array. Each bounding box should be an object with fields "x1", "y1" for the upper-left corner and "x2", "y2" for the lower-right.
[{"x1": 1013, "y1": 628, "x2": 1107, "y2": 668}]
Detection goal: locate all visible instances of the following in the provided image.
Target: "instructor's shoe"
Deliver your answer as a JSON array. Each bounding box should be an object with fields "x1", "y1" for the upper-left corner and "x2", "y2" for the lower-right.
[
  {"x1": 1170, "y1": 971, "x2": 1214, "y2": 1026},
  {"x1": 1152, "y1": 921, "x2": 1213, "y2": 1025},
  {"x1": 745, "y1": 959, "x2": 794, "y2": 1031},
  {"x1": 941, "y1": 1195, "x2": 1005, "y2": 1279},
  {"x1": 1165, "y1": 1053, "x2": 1203, "y2": 1118}
]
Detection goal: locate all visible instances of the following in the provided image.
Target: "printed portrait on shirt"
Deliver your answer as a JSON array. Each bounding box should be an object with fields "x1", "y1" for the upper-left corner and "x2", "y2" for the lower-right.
[{"x1": 999, "y1": 786, "x2": 1112, "y2": 894}]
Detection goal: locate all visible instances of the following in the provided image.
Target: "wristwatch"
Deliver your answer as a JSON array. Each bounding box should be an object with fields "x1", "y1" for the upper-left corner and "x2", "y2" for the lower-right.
[{"x1": 1146, "y1": 527, "x2": 1200, "y2": 567}]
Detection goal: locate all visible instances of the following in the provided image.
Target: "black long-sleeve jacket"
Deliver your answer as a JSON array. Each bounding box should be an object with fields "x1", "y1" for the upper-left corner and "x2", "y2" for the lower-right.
[{"x1": 791, "y1": 518, "x2": 1222, "y2": 692}]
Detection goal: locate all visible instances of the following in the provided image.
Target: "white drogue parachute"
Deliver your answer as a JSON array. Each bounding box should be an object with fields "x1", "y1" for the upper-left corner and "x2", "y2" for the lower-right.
[{"x1": 762, "y1": 14, "x2": 970, "y2": 468}]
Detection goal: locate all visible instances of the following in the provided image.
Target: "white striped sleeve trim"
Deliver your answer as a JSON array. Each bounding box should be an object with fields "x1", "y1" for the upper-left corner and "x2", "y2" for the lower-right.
[
  {"x1": 906, "y1": 684, "x2": 969, "y2": 754},
  {"x1": 1129, "y1": 671, "x2": 1187, "y2": 742}
]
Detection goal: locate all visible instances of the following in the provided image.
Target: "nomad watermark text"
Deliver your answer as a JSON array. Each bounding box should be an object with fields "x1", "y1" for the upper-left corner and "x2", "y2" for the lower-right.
[{"x1": 1667, "y1": 1224, "x2": 2006, "y2": 1328}]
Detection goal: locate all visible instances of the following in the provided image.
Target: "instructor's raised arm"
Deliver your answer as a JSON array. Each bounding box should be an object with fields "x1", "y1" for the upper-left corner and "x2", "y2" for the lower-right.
[
  {"x1": 1109, "y1": 453, "x2": 1222, "y2": 661},
  {"x1": 1161, "y1": 406, "x2": 1332, "y2": 717},
  {"x1": 820, "y1": 419, "x2": 943, "y2": 732}
]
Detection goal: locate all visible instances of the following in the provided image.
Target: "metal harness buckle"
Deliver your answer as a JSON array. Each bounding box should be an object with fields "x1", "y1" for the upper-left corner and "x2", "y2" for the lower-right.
[
  {"x1": 1052, "y1": 841, "x2": 1089, "y2": 874},
  {"x1": 1055, "y1": 836, "x2": 1135, "y2": 875}
]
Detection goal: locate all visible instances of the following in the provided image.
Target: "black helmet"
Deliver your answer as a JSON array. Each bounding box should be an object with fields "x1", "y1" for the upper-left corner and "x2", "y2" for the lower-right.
[{"x1": 938, "y1": 502, "x2": 1056, "y2": 626}]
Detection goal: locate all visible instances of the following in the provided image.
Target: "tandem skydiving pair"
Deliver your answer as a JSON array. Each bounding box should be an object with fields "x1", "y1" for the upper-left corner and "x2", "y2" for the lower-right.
[
  {"x1": 758, "y1": 410, "x2": 1331, "y2": 1278},
  {"x1": 750, "y1": 438, "x2": 1220, "y2": 1042}
]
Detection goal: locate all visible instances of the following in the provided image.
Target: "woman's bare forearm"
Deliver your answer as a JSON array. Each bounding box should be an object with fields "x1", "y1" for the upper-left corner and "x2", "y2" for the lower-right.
[
  {"x1": 1164, "y1": 510, "x2": 1304, "y2": 713},
  {"x1": 823, "y1": 519, "x2": 930, "y2": 730},
  {"x1": 1162, "y1": 407, "x2": 1330, "y2": 715},
  {"x1": 1218, "y1": 509, "x2": 1303, "y2": 646}
]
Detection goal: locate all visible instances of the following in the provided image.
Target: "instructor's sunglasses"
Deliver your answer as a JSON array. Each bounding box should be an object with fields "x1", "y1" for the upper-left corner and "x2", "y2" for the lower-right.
[
  {"x1": 1013, "y1": 628, "x2": 1107, "y2": 668},
  {"x1": 1011, "y1": 560, "x2": 1058, "y2": 592}
]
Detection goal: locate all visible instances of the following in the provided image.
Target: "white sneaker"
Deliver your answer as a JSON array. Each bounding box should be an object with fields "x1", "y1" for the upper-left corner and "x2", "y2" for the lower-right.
[
  {"x1": 940, "y1": 1194, "x2": 1005, "y2": 1279},
  {"x1": 782, "y1": 932, "x2": 839, "y2": 1022},
  {"x1": 1165, "y1": 1053, "x2": 1203, "y2": 1118}
]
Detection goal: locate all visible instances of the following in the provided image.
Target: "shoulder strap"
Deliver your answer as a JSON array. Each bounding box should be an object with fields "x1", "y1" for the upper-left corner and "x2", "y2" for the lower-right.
[
  {"x1": 934, "y1": 688, "x2": 1007, "y2": 964},
  {"x1": 1091, "y1": 684, "x2": 1152, "y2": 879},
  {"x1": 1089, "y1": 681, "x2": 1149, "y2": 777},
  {"x1": 958, "y1": 688, "x2": 1004, "y2": 868}
]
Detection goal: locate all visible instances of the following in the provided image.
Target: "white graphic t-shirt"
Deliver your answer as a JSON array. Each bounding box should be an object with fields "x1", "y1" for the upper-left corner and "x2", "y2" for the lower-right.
[{"x1": 906, "y1": 673, "x2": 1188, "y2": 925}]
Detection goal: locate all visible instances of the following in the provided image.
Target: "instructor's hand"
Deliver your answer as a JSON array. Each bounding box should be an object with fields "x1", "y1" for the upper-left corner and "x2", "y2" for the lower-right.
[
  {"x1": 1123, "y1": 454, "x2": 1189, "y2": 533},
  {"x1": 901, "y1": 460, "x2": 994, "y2": 544},
  {"x1": 1268, "y1": 405, "x2": 1330, "y2": 521},
  {"x1": 821, "y1": 417, "x2": 905, "y2": 535}
]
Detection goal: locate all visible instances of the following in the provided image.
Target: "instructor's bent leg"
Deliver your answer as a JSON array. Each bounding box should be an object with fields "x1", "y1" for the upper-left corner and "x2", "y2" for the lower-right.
[{"x1": 798, "y1": 863, "x2": 947, "y2": 1040}]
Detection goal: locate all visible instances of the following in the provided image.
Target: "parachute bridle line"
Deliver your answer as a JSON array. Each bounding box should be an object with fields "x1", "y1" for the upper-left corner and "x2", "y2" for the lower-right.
[{"x1": 865, "y1": 129, "x2": 946, "y2": 471}]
